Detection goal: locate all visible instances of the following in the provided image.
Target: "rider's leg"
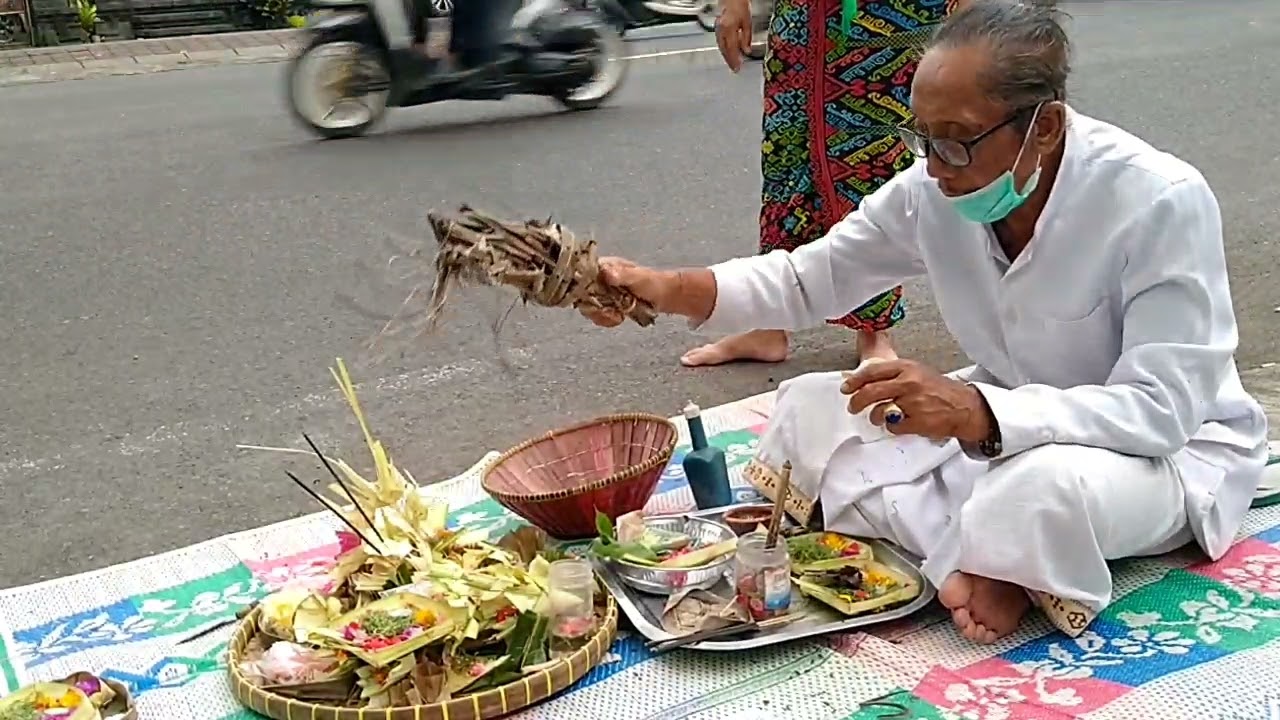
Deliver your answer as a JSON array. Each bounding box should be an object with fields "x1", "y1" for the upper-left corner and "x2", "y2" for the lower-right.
[
  {"x1": 370, "y1": 0, "x2": 414, "y2": 51},
  {"x1": 372, "y1": 0, "x2": 432, "y2": 80},
  {"x1": 452, "y1": 0, "x2": 517, "y2": 69}
]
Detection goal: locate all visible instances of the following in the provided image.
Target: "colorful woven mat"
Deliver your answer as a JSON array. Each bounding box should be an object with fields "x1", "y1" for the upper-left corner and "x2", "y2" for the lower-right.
[{"x1": 2, "y1": 392, "x2": 1279, "y2": 720}]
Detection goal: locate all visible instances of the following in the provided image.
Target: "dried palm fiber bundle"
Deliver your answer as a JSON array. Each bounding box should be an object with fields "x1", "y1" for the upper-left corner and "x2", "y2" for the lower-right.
[
  {"x1": 343, "y1": 205, "x2": 656, "y2": 362},
  {"x1": 426, "y1": 206, "x2": 657, "y2": 326}
]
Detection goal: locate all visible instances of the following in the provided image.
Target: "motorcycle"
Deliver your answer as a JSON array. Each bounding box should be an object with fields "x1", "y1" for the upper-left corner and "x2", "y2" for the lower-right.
[
  {"x1": 287, "y1": 0, "x2": 629, "y2": 139},
  {"x1": 592, "y1": 0, "x2": 768, "y2": 59},
  {"x1": 589, "y1": 0, "x2": 712, "y2": 33}
]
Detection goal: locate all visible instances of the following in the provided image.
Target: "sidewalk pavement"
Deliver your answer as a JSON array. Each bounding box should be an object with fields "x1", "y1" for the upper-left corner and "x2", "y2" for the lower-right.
[
  {"x1": 1244, "y1": 364, "x2": 1280, "y2": 440},
  {"x1": 0, "y1": 29, "x2": 300, "y2": 86}
]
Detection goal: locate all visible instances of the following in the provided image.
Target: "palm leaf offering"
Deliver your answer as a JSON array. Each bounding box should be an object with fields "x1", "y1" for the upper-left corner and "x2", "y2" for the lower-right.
[
  {"x1": 235, "y1": 359, "x2": 602, "y2": 709},
  {"x1": 790, "y1": 538, "x2": 921, "y2": 618},
  {"x1": 0, "y1": 673, "x2": 136, "y2": 720},
  {"x1": 342, "y1": 206, "x2": 657, "y2": 362},
  {"x1": 786, "y1": 532, "x2": 876, "y2": 573}
]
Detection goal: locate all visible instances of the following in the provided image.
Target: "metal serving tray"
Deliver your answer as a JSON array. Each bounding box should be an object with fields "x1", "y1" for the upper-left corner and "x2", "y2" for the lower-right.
[{"x1": 595, "y1": 503, "x2": 936, "y2": 651}]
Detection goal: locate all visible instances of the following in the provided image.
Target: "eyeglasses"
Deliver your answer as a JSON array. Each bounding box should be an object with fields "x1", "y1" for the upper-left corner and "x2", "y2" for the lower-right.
[{"x1": 897, "y1": 106, "x2": 1037, "y2": 168}]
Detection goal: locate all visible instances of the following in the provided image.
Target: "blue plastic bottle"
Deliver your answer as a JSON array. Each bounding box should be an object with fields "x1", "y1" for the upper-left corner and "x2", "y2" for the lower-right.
[{"x1": 681, "y1": 402, "x2": 733, "y2": 510}]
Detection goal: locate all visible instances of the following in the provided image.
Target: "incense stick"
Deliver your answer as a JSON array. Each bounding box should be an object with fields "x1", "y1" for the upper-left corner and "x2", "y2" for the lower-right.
[
  {"x1": 765, "y1": 461, "x2": 792, "y2": 550},
  {"x1": 303, "y1": 432, "x2": 386, "y2": 545},
  {"x1": 284, "y1": 469, "x2": 381, "y2": 549}
]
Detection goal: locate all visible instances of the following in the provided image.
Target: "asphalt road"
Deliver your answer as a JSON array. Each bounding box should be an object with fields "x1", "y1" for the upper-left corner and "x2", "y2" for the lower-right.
[{"x1": 1, "y1": 0, "x2": 1278, "y2": 587}]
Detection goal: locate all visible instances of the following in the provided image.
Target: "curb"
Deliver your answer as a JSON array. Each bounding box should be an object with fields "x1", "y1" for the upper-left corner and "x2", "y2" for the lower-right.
[
  {"x1": 0, "y1": 44, "x2": 294, "y2": 87},
  {"x1": 0, "y1": 43, "x2": 724, "y2": 88}
]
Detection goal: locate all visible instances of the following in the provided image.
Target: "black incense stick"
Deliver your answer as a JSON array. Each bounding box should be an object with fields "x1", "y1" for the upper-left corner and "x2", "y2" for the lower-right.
[
  {"x1": 302, "y1": 432, "x2": 386, "y2": 545},
  {"x1": 284, "y1": 469, "x2": 380, "y2": 549}
]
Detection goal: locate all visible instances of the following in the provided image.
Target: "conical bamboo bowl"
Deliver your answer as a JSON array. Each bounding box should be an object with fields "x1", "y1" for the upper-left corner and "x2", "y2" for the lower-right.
[{"x1": 483, "y1": 413, "x2": 678, "y2": 539}]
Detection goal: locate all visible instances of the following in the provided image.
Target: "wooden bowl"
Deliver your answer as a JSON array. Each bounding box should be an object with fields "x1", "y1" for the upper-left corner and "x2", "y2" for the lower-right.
[
  {"x1": 722, "y1": 504, "x2": 774, "y2": 536},
  {"x1": 483, "y1": 413, "x2": 678, "y2": 539}
]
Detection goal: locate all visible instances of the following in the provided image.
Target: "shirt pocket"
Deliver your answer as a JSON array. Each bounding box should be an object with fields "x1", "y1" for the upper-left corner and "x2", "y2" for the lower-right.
[{"x1": 1012, "y1": 296, "x2": 1121, "y2": 388}]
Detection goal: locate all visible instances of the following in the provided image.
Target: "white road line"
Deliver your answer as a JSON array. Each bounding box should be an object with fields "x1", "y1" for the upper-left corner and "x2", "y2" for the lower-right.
[
  {"x1": 0, "y1": 349, "x2": 534, "y2": 478},
  {"x1": 624, "y1": 46, "x2": 720, "y2": 61}
]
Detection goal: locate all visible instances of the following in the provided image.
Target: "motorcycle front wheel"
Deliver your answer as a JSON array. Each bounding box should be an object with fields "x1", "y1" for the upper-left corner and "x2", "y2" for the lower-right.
[
  {"x1": 553, "y1": 26, "x2": 629, "y2": 111},
  {"x1": 287, "y1": 38, "x2": 390, "y2": 140}
]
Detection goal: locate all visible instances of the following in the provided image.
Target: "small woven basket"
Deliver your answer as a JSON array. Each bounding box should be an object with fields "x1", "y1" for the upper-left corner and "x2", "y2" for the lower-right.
[
  {"x1": 228, "y1": 595, "x2": 618, "y2": 720},
  {"x1": 483, "y1": 413, "x2": 678, "y2": 539}
]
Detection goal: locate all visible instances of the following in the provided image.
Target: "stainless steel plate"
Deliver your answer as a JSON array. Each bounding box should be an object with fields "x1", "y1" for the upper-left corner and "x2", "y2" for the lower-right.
[{"x1": 597, "y1": 503, "x2": 937, "y2": 651}]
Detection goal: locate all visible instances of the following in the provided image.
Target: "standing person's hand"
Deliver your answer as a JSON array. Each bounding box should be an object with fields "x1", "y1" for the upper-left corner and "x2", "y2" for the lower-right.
[
  {"x1": 581, "y1": 258, "x2": 681, "y2": 327},
  {"x1": 716, "y1": 0, "x2": 753, "y2": 73}
]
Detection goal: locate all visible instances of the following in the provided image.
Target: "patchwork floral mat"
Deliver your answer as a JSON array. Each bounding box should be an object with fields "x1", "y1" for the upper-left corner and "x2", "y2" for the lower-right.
[{"x1": 3, "y1": 391, "x2": 1280, "y2": 720}]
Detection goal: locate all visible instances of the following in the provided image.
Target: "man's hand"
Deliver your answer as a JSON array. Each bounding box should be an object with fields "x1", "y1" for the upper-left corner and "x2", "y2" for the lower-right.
[
  {"x1": 580, "y1": 258, "x2": 681, "y2": 327},
  {"x1": 840, "y1": 359, "x2": 991, "y2": 443},
  {"x1": 715, "y1": 0, "x2": 753, "y2": 73}
]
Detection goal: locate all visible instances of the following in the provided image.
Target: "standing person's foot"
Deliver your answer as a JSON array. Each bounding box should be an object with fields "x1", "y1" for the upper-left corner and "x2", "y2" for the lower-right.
[
  {"x1": 856, "y1": 329, "x2": 897, "y2": 364},
  {"x1": 681, "y1": 329, "x2": 790, "y2": 367},
  {"x1": 939, "y1": 572, "x2": 1031, "y2": 644}
]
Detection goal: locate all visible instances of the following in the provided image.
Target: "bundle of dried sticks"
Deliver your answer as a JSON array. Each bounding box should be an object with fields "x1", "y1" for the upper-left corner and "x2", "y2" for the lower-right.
[{"x1": 341, "y1": 206, "x2": 656, "y2": 363}]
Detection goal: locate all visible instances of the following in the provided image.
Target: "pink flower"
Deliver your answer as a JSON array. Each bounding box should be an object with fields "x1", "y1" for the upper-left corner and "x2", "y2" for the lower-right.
[{"x1": 337, "y1": 531, "x2": 362, "y2": 555}]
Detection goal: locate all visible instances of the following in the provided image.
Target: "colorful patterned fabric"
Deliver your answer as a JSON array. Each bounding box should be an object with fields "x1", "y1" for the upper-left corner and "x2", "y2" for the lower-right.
[
  {"x1": 2, "y1": 394, "x2": 1280, "y2": 719},
  {"x1": 760, "y1": 0, "x2": 955, "y2": 331}
]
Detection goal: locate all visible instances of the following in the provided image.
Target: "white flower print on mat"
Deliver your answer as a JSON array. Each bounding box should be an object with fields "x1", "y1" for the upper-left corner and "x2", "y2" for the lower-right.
[
  {"x1": 1219, "y1": 554, "x2": 1280, "y2": 596},
  {"x1": 18, "y1": 577, "x2": 268, "y2": 663},
  {"x1": 1118, "y1": 587, "x2": 1280, "y2": 644},
  {"x1": 14, "y1": 614, "x2": 157, "y2": 663},
  {"x1": 723, "y1": 438, "x2": 760, "y2": 467},
  {"x1": 940, "y1": 627, "x2": 1192, "y2": 716},
  {"x1": 939, "y1": 585, "x2": 1280, "y2": 716},
  {"x1": 257, "y1": 557, "x2": 335, "y2": 592},
  {"x1": 943, "y1": 680, "x2": 1027, "y2": 720},
  {"x1": 452, "y1": 510, "x2": 491, "y2": 527},
  {"x1": 137, "y1": 579, "x2": 263, "y2": 631}
]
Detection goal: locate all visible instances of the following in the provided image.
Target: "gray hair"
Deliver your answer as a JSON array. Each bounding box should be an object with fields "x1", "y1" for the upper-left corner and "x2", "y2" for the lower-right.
[{"x1": 927, "y1": 0, "x2": 1071, "y2": 117}]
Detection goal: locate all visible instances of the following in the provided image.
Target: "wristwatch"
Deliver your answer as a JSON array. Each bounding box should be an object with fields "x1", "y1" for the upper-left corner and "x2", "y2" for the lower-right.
[{"x1": 969, "y1": 384, "x2": 1003, "y2": 458}]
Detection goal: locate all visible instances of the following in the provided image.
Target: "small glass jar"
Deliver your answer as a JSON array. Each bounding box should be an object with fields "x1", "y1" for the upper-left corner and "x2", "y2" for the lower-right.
[
  {"x1": 547, "y1": 558, "x2": 596, "y2": 656},
  {"x1": 734, "y1": 531, "x2": 792, "y2": 621}
]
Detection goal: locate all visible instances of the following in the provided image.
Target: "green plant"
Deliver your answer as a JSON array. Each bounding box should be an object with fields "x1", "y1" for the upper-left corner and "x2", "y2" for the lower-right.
[
  {"x1": 287, "y1": 14, "x2": 306, "y2": 28},
  {"x1": 74, "y1": 0, "x2": 98, "y2": 35},
  {"x1": 253, "y1": 0, "x2": 301, "y2": 23}
]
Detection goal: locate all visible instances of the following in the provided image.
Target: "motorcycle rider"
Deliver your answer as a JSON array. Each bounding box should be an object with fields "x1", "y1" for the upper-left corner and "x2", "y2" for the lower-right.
[{"x1": 379, "y1": 0, "x2": 518, "y2": 87}]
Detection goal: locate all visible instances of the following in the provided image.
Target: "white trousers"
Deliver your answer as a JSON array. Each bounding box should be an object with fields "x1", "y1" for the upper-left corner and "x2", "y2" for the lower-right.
[
  {"x1": 835, "y1": 445, "x2": 1193, "y2": 612},
  {"x1": 759, "y1": 372, "x2": 1195, "y2": 613}
]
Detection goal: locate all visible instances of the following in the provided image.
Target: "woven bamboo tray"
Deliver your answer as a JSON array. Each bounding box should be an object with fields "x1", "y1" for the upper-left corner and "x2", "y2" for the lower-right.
[{"x1": 228, "y1": 594, "x2": 619, "y2": 720}]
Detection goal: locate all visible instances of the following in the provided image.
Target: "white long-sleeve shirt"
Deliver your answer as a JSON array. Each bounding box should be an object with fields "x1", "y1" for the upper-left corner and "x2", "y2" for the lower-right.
[{"x1": 701, "y1": 109, "x2": 1268, "y2": 559}]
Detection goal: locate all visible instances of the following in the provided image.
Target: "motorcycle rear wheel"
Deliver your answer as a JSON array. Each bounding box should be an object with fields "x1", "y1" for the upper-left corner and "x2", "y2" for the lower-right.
[
  {"x1": 553, "y1": 27, "x2": 629, "y2": 111},
  {"x1": 745, "y1": 28, "x2": 767, "y2": 59},
  {"x1": 287, "y1": 38, "x2": 390, "y2": 140},
  {"x1": 695, "y1": 2, "x2": 717, "y2": 31}
]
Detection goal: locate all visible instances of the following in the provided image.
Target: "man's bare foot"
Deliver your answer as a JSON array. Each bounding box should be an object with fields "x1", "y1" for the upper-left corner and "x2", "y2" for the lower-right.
[
  {"x1": 939, "y1": 572, "x2": 1031, "y2": 644},
  {"x1": 681, "y1": 329, "x2": 789, "y2": 367}
]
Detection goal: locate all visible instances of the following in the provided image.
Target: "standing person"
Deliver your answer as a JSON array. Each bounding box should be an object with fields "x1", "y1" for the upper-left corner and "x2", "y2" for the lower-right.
[{"x1": 684, "y1": 0, "x2": 962, "y2": 367}]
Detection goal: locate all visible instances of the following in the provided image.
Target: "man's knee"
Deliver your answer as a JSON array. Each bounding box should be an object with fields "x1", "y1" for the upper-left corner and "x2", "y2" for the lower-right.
[{"x1": 962, "y1": 445, "x2": 1103, "y2": 527}]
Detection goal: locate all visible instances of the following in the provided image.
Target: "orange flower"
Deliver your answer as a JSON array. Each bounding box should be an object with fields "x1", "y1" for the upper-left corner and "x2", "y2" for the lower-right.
[{"x1": 413, "y1": 609, "x2": 437, "y2": 627}]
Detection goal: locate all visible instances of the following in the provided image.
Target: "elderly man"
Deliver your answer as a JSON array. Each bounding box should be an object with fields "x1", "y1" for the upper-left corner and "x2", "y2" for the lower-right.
[{"x1": 583, "y1": 0, "x2": 1268, "y2": 644}]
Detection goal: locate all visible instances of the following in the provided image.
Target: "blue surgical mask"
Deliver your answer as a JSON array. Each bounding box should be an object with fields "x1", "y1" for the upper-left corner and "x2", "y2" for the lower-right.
[{"x1": 947, "y1": 106, "x2": 1044, "y2": 224}]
